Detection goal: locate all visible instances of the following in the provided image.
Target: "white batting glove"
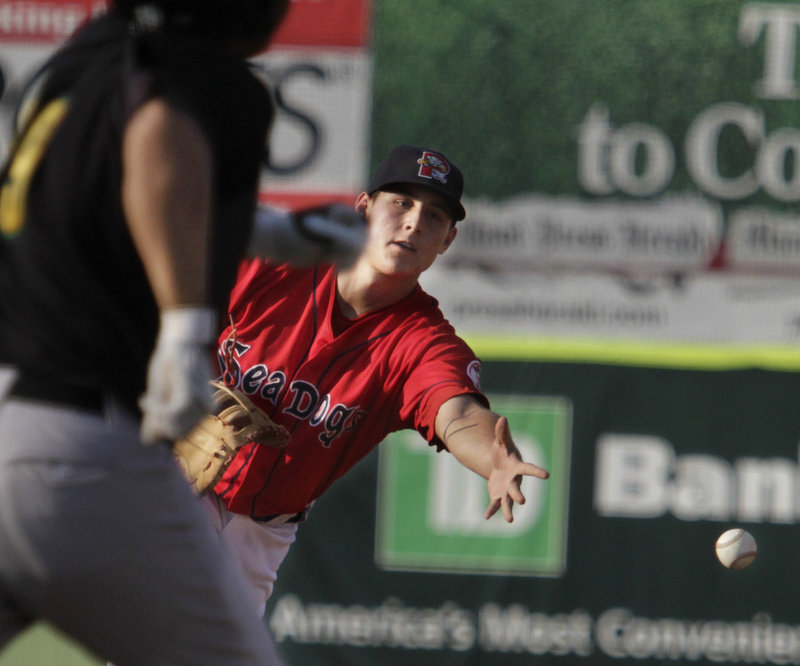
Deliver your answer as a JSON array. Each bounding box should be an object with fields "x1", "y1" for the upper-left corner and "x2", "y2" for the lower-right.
[{"x1": 139, "y1": 306, "x2": 217, "y2": 445}]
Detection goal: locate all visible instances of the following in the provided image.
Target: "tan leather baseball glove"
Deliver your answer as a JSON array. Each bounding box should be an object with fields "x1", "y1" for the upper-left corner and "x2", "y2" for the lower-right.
[{"x1": 173, "y1": 380, "x2": 290, "y2": 495}]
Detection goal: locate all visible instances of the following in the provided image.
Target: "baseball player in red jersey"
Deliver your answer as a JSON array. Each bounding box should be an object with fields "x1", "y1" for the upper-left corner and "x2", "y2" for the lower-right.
[{"x1": 204, "y1": 145, "x2": 550, "y2": 615}]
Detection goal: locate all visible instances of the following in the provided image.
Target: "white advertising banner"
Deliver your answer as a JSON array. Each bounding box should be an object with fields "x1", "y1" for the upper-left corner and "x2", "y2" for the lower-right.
[{"x1": 0, "y1": 0, "x2": 373, "y2": 209}]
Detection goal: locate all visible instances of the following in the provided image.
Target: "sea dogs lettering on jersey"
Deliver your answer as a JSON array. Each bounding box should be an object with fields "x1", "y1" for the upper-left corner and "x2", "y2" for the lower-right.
[
  {"x1": 219, "y1": 339, "x2": 251, "y2": 386},
  {"x1": 217, "y1": 341, "x2": 366, "y2": 448},
  {"x1": 283, "y1": 380, "x2": 366, "y2": 447}
]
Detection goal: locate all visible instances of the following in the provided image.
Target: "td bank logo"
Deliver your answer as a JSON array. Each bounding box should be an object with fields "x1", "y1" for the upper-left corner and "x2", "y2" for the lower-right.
[{"x1": 375, "y1": 396, "x2": 572, "y2": 577}]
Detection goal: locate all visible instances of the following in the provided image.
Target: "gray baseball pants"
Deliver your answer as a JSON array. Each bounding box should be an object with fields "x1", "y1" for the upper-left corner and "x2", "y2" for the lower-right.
[{"x1": 0, "y1": 380, "x2": 279, "y2": 665}]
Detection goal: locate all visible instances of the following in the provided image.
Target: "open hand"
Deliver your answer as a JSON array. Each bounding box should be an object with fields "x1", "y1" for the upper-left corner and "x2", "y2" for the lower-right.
[{"x1": 484, "y1": 416, "x2": 549, "y2": 522}]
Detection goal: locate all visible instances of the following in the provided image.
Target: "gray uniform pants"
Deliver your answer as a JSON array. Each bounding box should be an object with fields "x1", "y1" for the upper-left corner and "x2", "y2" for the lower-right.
[{"x1": 0, "y1": 384, "x2": 279, "y2": 665}]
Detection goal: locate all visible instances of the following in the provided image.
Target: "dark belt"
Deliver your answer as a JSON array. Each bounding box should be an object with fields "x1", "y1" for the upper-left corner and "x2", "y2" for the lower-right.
[{"x1": 9, "y1": 374, "x2": 106, "y2": 413}]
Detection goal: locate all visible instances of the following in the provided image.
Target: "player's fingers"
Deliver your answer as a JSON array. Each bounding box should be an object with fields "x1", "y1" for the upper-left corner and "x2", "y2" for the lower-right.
[
  {"x1": 494, "y1": 415, "x2": 510, "y2": 443},
  {"x1": 507, "y1": 479, "x2": 526, "y2": 506},
  {"x1": 484, "y1": 497, "x2": 501, "y2": 520},
  {"x1": 501, "y1": 494, "x2": 514, "y2": 523},
  {"x1": 520, "y1": 461, "x2": 550, "y2": 479}
]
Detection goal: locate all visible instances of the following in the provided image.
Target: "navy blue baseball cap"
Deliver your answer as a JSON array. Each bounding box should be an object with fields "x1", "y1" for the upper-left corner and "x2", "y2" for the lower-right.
[{"x1": 367, "y1": 144, "x2": 466, "y2": 221}]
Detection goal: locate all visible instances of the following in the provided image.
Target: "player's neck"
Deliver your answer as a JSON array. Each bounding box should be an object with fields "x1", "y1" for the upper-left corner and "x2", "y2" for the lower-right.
[{"x1": 336, "y1": 266, "x2": 418, "y2": 318}]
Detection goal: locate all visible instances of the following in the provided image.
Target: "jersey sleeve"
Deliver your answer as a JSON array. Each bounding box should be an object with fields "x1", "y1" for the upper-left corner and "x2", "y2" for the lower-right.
[{"x1": 399, "y1": 330, "x2": 489, "y2": 450}]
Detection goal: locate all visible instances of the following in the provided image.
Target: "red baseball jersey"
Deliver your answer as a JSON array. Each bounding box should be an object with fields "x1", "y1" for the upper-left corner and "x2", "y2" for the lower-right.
[{"x1": 212, "y1": 258, "x2": 487, "y2": 519}]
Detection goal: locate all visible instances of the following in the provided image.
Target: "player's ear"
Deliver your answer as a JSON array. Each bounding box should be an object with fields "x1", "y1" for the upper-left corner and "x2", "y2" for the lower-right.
[
  {"x1": 439, "y1": 225, "x2": 457, "y2": 254},
  {"x1": 354, "y1": 192, "x2": 370, "y2": 215}
]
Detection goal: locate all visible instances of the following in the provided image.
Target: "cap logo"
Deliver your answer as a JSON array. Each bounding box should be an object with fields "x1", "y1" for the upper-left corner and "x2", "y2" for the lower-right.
[{"x1": 417, "y1": 151, "x2": 450, "y2": 184}]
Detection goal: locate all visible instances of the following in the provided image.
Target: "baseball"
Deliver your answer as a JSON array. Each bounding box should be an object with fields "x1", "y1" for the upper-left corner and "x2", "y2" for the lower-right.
[{"x1": 715, "y1": 528, "x2": 757, "y2": 570}]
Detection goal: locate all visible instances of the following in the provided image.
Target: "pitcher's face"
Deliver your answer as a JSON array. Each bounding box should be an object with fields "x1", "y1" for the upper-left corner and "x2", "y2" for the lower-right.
[{"x1": 356, "y1": 185, "x2": 457, "y2": 278}]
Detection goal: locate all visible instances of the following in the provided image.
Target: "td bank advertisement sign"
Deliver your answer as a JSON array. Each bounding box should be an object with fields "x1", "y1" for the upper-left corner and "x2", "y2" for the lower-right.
[
  {"x1": 270, "y1": 367, "x2": 800, "y2": 665},
  {"x1": 269, "y1": 2, "x2": 800, "y2": 665},
  {"x1": 376, "y1": 397, "x2": 572, "y2": 578}
]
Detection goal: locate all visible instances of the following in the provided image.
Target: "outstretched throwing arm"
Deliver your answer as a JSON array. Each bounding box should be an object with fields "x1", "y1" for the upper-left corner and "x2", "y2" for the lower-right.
[{"x1": 435, "y1": 395, "x2": 550, "y2": 522}]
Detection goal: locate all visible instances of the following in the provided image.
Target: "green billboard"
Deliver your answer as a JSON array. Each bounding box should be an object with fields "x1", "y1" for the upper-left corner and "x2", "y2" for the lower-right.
[{"x1": 376, "y1": 396, "x2": 572, "y2": 577}]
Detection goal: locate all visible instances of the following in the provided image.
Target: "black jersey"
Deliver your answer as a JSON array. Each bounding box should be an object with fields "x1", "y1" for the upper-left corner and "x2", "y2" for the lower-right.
[{"x1": 0, "y1": 15, "x2": 273, "y2": 411}]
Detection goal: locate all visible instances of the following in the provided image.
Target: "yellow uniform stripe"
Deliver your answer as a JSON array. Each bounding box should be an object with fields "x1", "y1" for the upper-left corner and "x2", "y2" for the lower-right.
[{"x1": 0, "y1": 98, "x2": 69, "y2": 237}]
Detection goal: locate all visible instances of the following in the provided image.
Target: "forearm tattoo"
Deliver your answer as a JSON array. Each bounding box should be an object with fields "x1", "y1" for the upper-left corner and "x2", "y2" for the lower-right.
[{"x1": 442, "y1": 412, "x2": 479, "y2": 443}]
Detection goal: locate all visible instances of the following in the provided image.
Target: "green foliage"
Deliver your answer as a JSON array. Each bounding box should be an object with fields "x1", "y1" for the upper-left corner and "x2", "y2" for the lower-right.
[{"x1": 371, "y1": 0, "x2": 772, "y2": 200}]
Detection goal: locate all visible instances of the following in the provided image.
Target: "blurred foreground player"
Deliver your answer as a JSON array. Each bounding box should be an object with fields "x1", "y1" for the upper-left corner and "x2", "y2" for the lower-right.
[
  {"x1": 205, "y1": 145, "x2": 551, "y2": 615},
  {"x1": 0, "y1": 1, "x2": 305, "y2": 663}
]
